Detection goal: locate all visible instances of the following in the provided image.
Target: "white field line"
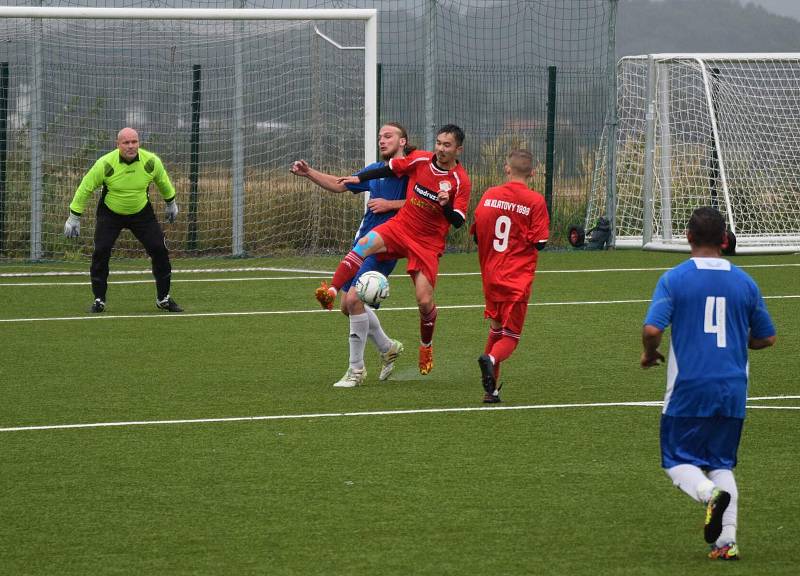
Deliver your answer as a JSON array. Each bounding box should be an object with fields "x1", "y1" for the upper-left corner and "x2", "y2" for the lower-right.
[
  {"x1": 1, "y1": 295, "x2": 797, "y2": 324},
  {"x1": 0, "y1": 266, "x2": 333, "y2": 278},
  {"x1": 0, "y1": 275, "x2": 333, "y2": 287},
  {"x1": 1, "y1": 262, "x2": 798, "y2": 281},
  {"x1": 747, "y1": 406, "x2": 800, "y2": 410},
  {"x1": 2, "y1": 396, "x2": 797, "y2": 433}
]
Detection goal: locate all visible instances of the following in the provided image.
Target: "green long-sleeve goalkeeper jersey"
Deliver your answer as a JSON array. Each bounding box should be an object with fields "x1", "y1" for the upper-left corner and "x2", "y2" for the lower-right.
[{"x1": 69, "y1": 148, "x2": 176, "y2": 216}]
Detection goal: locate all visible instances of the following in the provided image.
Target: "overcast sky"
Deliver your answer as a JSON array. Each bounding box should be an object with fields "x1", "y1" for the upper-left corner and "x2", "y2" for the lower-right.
[
  {"x1": 652, "y1": 0, "x2": 800, "y2": 21},
  {"x1": 734, "y1": 1, "x2": 800, "y2": 20}
]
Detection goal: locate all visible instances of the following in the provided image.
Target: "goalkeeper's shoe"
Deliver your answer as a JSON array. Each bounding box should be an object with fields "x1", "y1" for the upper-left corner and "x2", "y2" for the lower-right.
[
  {"x1": 315, "y1": 281, "x2": 336, "y2": 311},
  {"x1": 156, "y1": 295, "x2": 183, "y2": 313},
  {"x1": 704, "y1": 488, "x2": 731, "y2": 543},
  {"x1": 418, "y1": 345, "x2": 433, "y2": 375},
  {"x1": 708, "y1": 543, "x2": 739, "y2": 561},
  {"x1": 378, "y1": 339, "x2": 404, "y2": 381},
  {"x1": 333, "y1": 367, "x2": 366, "y2": 388},
  {"x1": 89, "y1": 298, "x2": 106, "y2": 313}
]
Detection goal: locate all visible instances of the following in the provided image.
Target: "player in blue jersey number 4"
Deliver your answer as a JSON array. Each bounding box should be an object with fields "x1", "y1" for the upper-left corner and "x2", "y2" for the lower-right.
[{"x1": 641, "y1": 206, "x2": 776, "y2": 561}]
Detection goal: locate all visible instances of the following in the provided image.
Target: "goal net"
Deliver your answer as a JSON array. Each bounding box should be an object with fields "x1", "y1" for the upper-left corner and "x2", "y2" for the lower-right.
[
  {"x1": 0, "y1": 7, "x2": 376, "y2": 260},
  {"x1": 589, "y1": 53, "x2": 800, "y2": 253}
]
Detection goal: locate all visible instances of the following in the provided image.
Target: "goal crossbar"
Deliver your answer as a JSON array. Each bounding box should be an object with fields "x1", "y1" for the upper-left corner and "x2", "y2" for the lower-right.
[
  {"x1": 627, "y1": 53, "x2": 800, "y2": 62},
  {"x1": 0, "y1": 7, "x2": 377, "y2": 22}
]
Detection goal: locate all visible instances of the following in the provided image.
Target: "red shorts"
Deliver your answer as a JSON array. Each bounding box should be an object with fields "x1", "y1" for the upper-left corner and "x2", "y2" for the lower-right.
[
  {"x1": 374, "y1": 219, "x2": 441, "y2": 287},
  {"x1": 484, "y1": 300, "x2": 529, "y2": 336}
]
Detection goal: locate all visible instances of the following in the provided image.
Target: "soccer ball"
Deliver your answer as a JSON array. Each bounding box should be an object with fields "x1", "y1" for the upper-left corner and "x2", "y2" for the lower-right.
[{"x1": 355, "y1": 271, "x2": 390, "y2": 306}]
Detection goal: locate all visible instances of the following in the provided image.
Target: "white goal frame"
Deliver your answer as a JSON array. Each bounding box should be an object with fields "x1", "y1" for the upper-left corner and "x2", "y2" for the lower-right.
[
  {"x1": 611, "y1": 53, "x2": 800, "y2": 254},
  {"x1": 0, "y1": 6, "x2": 378, "y2": 259}
]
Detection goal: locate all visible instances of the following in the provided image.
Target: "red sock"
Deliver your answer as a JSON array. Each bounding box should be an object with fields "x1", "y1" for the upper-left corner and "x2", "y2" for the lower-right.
[
  {"x1": 331, "y1": 251, "x2": 364, "y2": 290},
  {"x1": 484, "y1": 328, "x2": 502, "y2": 355},
  {"x1": 489, "y1": 334, "x2": 519, "y2": 365},
  {"x1": 420, "y1": 305, "x2": 438, "y2": 346}
]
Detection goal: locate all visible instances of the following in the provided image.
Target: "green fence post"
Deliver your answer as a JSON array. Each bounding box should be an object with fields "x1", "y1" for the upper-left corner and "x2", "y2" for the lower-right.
[
  {"x1": 545, "y1": 65, "x2": 557, "y2": 217},
  {"x1": 188, "y1": 64, "x2": 201, "y2": 251}
]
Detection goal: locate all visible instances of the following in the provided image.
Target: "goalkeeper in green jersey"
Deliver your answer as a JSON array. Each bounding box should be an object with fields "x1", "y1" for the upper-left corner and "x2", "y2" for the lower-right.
[{"x1": 64, "y1": 127, "x2": 182, "y2": 313}]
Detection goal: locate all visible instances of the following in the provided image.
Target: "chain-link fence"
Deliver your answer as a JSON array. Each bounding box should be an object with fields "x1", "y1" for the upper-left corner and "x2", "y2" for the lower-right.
[{"x1": 0, "y1": 1, "x2": 617, "y2": 260}]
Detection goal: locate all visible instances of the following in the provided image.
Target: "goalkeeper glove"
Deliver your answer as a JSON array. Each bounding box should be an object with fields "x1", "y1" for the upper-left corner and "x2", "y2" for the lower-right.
[
  {"x1": 165, "y1": 198, "x2": 179, "y2": 223},
  {"x1": 64, "y1": 213, "x2": 81, "y2": 238}
]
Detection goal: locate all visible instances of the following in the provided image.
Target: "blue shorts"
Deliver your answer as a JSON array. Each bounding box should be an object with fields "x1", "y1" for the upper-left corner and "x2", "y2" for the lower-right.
[
  {"x1": 342, "y1": 254, "x2": 398, "y2": 295},
  {"x1": 660, "y1": 414, "x2": 743, "y2": 470}
]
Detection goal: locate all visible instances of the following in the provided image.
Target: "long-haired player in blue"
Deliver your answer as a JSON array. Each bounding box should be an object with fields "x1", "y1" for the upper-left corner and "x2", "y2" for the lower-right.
[
  {"x1": 291, "y1": 122, "x2": 412, "y2": 387},
  {"x1": 641, "y1": 207, "x2": 776, "y2": 561}
]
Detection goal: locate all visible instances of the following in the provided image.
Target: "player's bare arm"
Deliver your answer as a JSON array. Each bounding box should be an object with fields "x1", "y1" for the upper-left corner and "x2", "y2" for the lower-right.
[
  {"x1": 748, "y1": 334, "x2": 776, "y2": 350},
  {"x1": 367, "y1": 198, "x2": 404, "y2": 214},
  {"x1": 337, "y1": 175, "x2": 361, "y2": 186},
  {"x1": 641, "y1": 324, "x2": 666, "y2": 368},
  {"x1": 291, "y1": 160, "x2": 347, "y2": 193},
  {"x1": 290, "y1": 159, "x2": 311, "y2": 176}
]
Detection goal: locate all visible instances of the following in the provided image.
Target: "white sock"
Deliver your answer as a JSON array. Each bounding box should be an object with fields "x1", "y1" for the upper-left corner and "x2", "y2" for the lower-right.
[
  {"x1": 708, "y1": 469, "x2": 738, "y2": 545},
  {"x1": 666, "y1": 464, "x2": 715, "y2": 503},
  {"x1": 348, "y1": 313, "x2": 369, "y2": 370},
  {"x1": 364, "y1": 306, "x2": 391, "y2": 353}
]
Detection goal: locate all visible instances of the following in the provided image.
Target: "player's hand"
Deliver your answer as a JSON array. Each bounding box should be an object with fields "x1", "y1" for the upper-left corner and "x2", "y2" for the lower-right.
[
  {"x1": 437, "y1": 190, "x2": 450, "y2": 206},
  {"x1": 640, "y1": 350, "x2": 665, "y2": 368},
  {"x1": 367, "y1": 198, "x2": 393, "y2": 214},
  {"x1": 64, "y1": 213, "x2": 80, "y2": 238},
  {"x1": 165, "y1": 199, "x2": 179, "y2": 223},
  {"x1": 291, "y1": 159, "x2": 310, "y2": 176},
  {"x1": 337, "y1": 176, "x2": 360, "y2": 186}
]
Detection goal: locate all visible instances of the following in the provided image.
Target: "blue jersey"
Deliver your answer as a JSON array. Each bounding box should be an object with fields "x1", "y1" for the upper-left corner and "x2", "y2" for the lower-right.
[
  {"x1": 346, "y1": 161, "x2": 408, "y2": 244},
  {"x1": 644, "y1": 257, "x2": 775, "y2": 419}
]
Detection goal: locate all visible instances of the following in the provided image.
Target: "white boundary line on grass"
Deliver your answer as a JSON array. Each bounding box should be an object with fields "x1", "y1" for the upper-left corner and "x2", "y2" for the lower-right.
[
  {"x1": 1, "y1": 262, "x2": 797, "y2": 281},
  {"x1": 0, "y1": 266, "x2": 332, "y2": 278},
  {"x1": 0, "y1": 294, "x2": 797, "y2": 324},
  {"x1": 0, "y1": 275, "x2": 337, "y2": 287},
  {"x1": 1, "y1": 395, "x2": 797, "y2": 433}
]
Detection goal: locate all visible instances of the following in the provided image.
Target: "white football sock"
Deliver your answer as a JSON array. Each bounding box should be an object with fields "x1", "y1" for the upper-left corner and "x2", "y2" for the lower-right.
[
  {"x1": 348, "y1": 313, "x2": 369, "y2": 369},
  {"x1": 709, "y1": 468, "x2": 738, "y2": 545},
  {"x1": 365, "y1": 306, "x2": 391, "y2": 352},
  {"x1": 666, "y1": 464, "x2": 714, "y2": 503}
]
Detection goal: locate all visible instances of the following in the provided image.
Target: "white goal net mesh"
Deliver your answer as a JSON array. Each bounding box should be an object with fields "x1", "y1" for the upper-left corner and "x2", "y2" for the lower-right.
[
  {"x1": 0, "y1": 11, "x2": 368, "y2": 259},
  {"x1": 590, "y1": 54, "x2": 800, "y2": 252}
]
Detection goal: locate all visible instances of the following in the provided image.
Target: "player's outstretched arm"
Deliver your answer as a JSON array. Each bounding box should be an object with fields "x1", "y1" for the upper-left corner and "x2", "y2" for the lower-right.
[{"x1": 291, "y1": 160, "x2": 347, "y2": 193}]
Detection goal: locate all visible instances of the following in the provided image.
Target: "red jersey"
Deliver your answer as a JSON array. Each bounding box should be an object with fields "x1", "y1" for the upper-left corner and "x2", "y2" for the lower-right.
[
  {"x1": 388, "y1": 150, "x2": 471, "y2": 254},
  {"x1": 471, "y1": 181, "x2": 550, "y2": 302}
]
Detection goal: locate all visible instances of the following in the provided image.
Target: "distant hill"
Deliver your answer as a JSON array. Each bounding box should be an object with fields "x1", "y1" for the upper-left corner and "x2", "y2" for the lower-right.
[{"x1": 618, "y1": 0, "x2": 800, "y2": 56}]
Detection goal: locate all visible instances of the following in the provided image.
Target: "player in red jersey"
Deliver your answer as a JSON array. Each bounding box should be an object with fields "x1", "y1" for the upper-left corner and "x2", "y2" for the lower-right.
[
  {"x1": 470, "y1": 149, "x2": 550, "y2": 402},
  {"x1": 317, "y1": 124, "x2": 471, "y2": 375}
]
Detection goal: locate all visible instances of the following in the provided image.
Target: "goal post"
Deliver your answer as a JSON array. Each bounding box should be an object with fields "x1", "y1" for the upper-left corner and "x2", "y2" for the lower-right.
[
  {"x1": 0, "y1": 6, "x2": 377, "y2": 260},
  {"x1": 590, "y1": 53, "x2": 800, "y2": 254}
]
